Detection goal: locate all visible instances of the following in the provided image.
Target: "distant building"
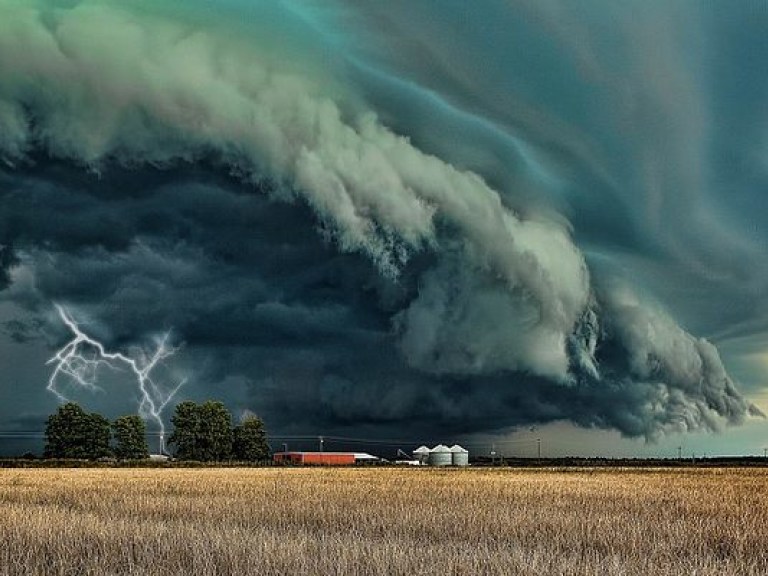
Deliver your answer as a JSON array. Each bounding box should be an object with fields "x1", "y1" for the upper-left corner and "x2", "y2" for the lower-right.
[
  {"x1": 410, "y1": 444, "x2": 470, "y2": 466},
  {"x1": 273, "y1": 451, "x2": 380, "y2": 466},
  {"x1": 450, "y1": 445, "x2": 469, "y2": 466},
  {"x1": 412, "y1": 445, "x2": 431, "y2": 464},
  {"x1": 428, "y1": 444, "x2": 453, "y2": 466}
]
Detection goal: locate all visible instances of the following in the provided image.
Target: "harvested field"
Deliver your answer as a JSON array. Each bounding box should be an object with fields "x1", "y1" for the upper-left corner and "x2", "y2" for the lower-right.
[{"x1": 0, "y1": 467, "x2": 766, "y2": 575}]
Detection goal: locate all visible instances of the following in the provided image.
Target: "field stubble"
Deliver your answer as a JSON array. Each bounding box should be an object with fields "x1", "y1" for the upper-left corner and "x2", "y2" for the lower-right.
[{"x1": 0, "y1": 467, "x2": 766, "y2": 575}]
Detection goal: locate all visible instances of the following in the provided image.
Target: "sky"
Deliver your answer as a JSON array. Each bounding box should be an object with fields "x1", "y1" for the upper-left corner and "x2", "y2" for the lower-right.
[{"x1": 1, "y1": 0, "x2": 767, "y2": 458}]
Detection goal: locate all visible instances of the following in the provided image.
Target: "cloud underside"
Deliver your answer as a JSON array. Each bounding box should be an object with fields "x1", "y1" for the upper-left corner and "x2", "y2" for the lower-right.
[{"x1": 0, "y1": 0, "x2": 759, "y2": 439}]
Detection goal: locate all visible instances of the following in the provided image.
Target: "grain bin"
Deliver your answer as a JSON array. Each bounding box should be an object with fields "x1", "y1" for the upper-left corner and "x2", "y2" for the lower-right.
[
  {"x1": 450, "y1": 445, "x2": 469, "y2": 466},
  {"x1": 428, "y1": 444, "x2": 452, "y2": 466},
  {"x1": 413, "y1": 445, "x2": 431, "y2": 464}
]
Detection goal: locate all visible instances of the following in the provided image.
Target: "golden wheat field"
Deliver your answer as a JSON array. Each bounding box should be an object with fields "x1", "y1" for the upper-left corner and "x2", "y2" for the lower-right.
[{"x1": 0, "y1": 467, "x2": 766, "y2": 575}]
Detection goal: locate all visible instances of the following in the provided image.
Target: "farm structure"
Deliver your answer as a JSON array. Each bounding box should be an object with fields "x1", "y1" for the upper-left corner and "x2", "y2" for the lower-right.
[
  {"x1": 273, "y1": 452, "x2": 380, "y2": 466},
  {"x1": 412, "y1": 444, "x2": 470, "y2": 466}
]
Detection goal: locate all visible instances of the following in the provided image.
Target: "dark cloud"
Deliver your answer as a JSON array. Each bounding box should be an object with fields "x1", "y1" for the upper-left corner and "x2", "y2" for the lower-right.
[
  {"x1": 1, "y1": 317, "x2": 43, "y2": 344},
  {"x1": 0, "y1": 243, "x2": 18, "y2": 291},
  {"x1": 0, "y1": 0, "x2": 764, "y2": 444},
  {"x1": 0, "y1": 157, "x2": 756, "y2": 441}
]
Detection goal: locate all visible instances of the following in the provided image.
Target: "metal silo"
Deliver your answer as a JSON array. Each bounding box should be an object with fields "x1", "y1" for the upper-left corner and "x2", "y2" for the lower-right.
[
  {"x1": 450, "y1": 444, "x2": 469, "y2": 466},
  {"x1": 428, "y1": 444, "x2": 452, "y2": 466},
  {"x1": 412, "y1": 445, "x2": 430, "y2": 464}
]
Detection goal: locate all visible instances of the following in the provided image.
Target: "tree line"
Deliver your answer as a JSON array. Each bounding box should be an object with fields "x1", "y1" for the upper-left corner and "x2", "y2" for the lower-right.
[{"x1": 44, "y1": 401, "x2": 271, "y2": 462}]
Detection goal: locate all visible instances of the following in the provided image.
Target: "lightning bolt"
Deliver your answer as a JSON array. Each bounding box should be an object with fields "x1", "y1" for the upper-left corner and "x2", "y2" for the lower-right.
[{"x1": 46, "y1": 304, "x2": 186, "y2": 448}]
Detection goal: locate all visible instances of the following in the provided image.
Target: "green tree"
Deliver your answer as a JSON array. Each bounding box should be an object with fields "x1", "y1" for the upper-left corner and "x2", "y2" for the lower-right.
[
  {"x1": 167, "y1": 401, "x2": 199, "y2": 460},
  {"x1": 197, "y1": 401, "x2": 234, "y2": 461},
  {"x1": 44, "y1": 402, "x2": 112, "y2": 459},
  {"x1": 112, "y1": 415, "x2": 149, "y2": 460},
  {"x1": 168, "y1": 400, "x2": 233, "y2": 461},
  {"x1": 232, "y1": 414, "x2": 270, "y2": 462}
]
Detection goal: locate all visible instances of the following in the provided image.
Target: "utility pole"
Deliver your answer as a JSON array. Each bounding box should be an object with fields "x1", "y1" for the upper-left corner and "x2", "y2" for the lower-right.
[
  {"x1": 763, "y1": 447, "x2": 767, "y2": 459},
  {"x1": 537, "y1": 438, "x2": 541, "y2": 460},
  {"x1": 677, "y1": 446, "x2": 682, "y2": 460}
]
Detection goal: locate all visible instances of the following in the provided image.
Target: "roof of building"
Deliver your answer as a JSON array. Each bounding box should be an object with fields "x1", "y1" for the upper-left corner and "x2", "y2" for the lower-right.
[
  {"x1": 276, "y1": 451, "x2": 349, "y2": 456},
  {"x1": 274, "y1": 451, "x2": 379, "y2": 459},
  {"x1": 352, "y1": 453, "x2": 379, "y2": 460}
]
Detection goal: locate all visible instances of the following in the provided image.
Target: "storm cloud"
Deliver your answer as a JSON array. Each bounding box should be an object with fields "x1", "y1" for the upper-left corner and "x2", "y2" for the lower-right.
[{"x1": 0, "y1": 0, "x2": 765, "y2": 442}]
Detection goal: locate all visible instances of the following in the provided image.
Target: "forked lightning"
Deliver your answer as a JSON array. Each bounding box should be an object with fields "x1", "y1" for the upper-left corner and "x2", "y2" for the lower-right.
[{"x1": 47, "y1": 305, "x2": 185, "y2": 443}]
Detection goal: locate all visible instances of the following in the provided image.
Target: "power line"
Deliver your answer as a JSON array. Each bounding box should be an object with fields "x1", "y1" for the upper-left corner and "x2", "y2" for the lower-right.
[{"x1": 0, "y1": 430, "x2": 543, "y2": 450}]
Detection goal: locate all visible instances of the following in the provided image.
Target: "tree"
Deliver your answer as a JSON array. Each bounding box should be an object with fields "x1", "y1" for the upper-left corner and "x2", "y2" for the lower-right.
[
  {"x1": 232, "y1": 414, "x2": 270, "y2": 462},
  {"x1": 44, "y1": 402, "x2": 112, "y2": 459},
  {"x1": 168, "y1": 400, "x2": 233, "y2": 461},
  {"x1": 167, "y1": 401, "x2": 199, "y2": 460},
  {"x1": 197, "y1": 401, "x2": 234, "y2": 461},
  {"x1": 112, "y1": 415, "x2": 149, "y2": 460}
]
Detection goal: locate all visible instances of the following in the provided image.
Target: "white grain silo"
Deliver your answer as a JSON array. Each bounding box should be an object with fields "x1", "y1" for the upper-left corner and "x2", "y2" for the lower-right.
[
  {"x1": 428, "y1": 444, "x2": 452, "y2": 466},
  {"x1": 450, "y1": 444, "x2": 469, "y2": 466},
  {"x1": 413, "y1": 445, "x2": 431, "y2": 464}
]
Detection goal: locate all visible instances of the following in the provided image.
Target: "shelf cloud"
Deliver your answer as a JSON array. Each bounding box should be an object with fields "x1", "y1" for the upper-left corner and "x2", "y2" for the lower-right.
[{"x1": 0, "y1": 0, "x2": 764, "y2": 441}]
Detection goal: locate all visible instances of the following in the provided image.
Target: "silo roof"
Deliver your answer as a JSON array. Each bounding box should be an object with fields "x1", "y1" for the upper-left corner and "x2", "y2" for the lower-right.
[
  {"x1": 449, "y1": 444, "x2": 468, "y2": 453},
  {"x1": 431, "y1": 444, "x2": 450, "y2": 453},
  {"x1": 413, "y1": 445, "x2": 431, "y2": 454}
]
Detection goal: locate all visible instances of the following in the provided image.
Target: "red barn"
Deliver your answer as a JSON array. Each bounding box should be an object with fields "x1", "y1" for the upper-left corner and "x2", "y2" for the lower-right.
[{"x1": 273, "y1": 452, "x2": 379, "y2": 465}]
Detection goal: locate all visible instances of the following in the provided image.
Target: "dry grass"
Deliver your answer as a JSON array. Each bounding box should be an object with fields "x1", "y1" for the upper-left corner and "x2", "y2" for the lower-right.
[{"x1": 0, "y1": 467, "x2": 766, "y2": 575}]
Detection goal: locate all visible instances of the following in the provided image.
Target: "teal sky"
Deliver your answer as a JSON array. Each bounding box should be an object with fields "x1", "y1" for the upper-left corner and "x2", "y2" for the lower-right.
[{"x1": 0, "y1": 0, "x2": 767, "y2": 457}]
